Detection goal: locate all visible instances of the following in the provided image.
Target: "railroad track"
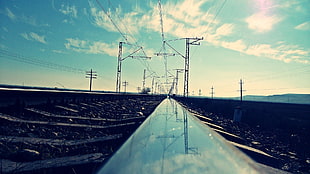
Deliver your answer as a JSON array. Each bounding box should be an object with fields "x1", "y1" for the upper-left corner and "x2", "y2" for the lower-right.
[
  {"x1": 0, "y1": 88, "x2": 165, "y2": 173},
  {"x1": 98, "y1": 98, "x2": 288, "y2": 174}
]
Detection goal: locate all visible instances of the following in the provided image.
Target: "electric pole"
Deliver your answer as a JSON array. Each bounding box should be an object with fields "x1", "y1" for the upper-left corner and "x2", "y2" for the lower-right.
[
  {"x1": 152, "y1": 76, "x2": 160, "y2": 95},
  {"x1": 184, "y1": 37, "x2": 203, "y2": 97},
  {"x1": 116, "y1": 42, "x2": 150, "y2": 93},
  {"x1": 116, "y1": 42, "x2": 123, "y2": 93},
  {"x1": 142, "y1": 69, "x2": 146, "y2": 90},
  {"x1": 86, "y1": 69, "x2": 97, "y2": 91},
  {"x1": 165, "y1": 37, "x2": 203, "y2": 97},
  {"x1": 210, "y1": 86, "x2": 215, "y2": 99},
  {"x1": 154, "y1": 82, "x2": 158, "y2": 94},
  {"x1": 238, "y1": 79, "x2": 245, "y2": 103},
  {"x1": 158, "y1": 84, "x2": 161, "y2": 94},
  {"x1": 152, "y1": 77, "x2": 155, "y2": 94},
  {"x1": 174, "y1": 69, "x2": 183, "y2": 95},
  {"x1": 123, "y1": 81, "x2": 128, "y2": 93}
]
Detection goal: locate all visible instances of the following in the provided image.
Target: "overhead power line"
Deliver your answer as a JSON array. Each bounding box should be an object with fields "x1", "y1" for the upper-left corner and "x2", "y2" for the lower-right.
[
  {"x1": 96, "y1": 0, "x2": 162, "y2": 91},
  {"x1": 0, "y1": 49, "x2": 85, "y2": 74},
  {"x1": 96, "y1": 0, "x2": 129, "y2": 43}
]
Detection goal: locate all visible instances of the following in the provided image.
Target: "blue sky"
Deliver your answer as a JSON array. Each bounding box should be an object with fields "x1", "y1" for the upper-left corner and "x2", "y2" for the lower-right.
[{"x1": 0, "y1": 0, "x2": 309, "y2": 97}]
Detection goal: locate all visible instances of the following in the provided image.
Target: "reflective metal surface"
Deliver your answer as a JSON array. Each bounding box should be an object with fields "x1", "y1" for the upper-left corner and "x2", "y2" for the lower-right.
[{"x1": 97, "y1": 98, "x2": 263, "y2": 174}]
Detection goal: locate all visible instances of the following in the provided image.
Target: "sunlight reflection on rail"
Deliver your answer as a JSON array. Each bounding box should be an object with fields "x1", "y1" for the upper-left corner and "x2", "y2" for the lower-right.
[{"x1": 97, "y1": 98, "x2": 260, "y2": 174}]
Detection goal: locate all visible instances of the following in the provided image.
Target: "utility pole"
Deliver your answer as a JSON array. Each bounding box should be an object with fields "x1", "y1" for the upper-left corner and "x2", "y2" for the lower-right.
[
  {"x1": 158, "y1": 84, "x2": 161, "y2": 94},
  {"x1": 123, "y1": 81, "x2": 128, "y2": 93},
  {"x1": 165, "y1": 37, "x2": 203, "y2": 97},
  {"x1": 234, "y1": 79, "x2": 245, "y2": 122},
  {"x1": 152, "y1": 76, "x2": 160, "y2": 95},
  {"x1": 86, "y1": 69, "x2": 97, "y2": 91},
  {"x1": 210, "y1": 86, "x2": 215, "y2": 99},
  {"x1": 154, "y1": 82, "x2": 157, "y2": 94},
  {"x1": 142, "y1": 69, "x2": 146, "y2": 90},
  {"x1": 116, "y1": 42, "x2": 150, "y2": 93},
  {"x1": 116, "y1": 42, "x2": 123, "y2": 93},
  {"x1": 152, "y1": 77, "x2": 155, "y2": 94},
  {"x1": 238, "y1": 79, "x2": 245, "y2": 103},
  {"x1": 174, "y1": 69, "x2": 183, "y2": 95},
  {"x1": 184, "y1": 37, "x2": 203, "y2": 97}
]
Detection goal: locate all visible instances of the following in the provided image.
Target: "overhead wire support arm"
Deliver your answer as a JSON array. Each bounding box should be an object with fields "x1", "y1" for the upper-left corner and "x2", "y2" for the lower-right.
[
  {"x1": 187, "y1": 37, "x2": 204, "y2": 45},
  {"x1": 164, "y1": 41, "x2": 186, "y2": 59},
  {"x1": 116, "y1": 42, "x2": 151, "y2": 93},
  {"x1": 184, "y1": 37, "x2": 203, "y2": 97},
  {"x1": 128, "y1": 56, "x2": 151, "y2": 59},
  {"x1": 154, "y1": 53, "x2": 175, "y2": 56},
  {"x1": 162, "y1": 37, "x2": 203, "y2": 97}
]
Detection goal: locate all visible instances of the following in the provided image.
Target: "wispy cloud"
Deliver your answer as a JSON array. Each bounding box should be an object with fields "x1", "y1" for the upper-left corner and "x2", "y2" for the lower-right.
[
  {"x1": 87, "y1": 0, "x2": 308, "y2": 64},
  {"x1": 88, "y1": 0, "x2": 217, "y2": 40},
  {"x1": 157, "y1": 0, "x2": 218, "y2": 37},
  {"x1": 59, "y1": 4, "x2": 78, "y2": 18},
  {"x1": 64, "y1": 38, "x2": 117, "y2": 56},
  {"x1": 20, "y1": 14, "x2": 50, "y2": 27},
  {"x1": 5, "y1": 8, "x2": 16, "y2": 20},
  {"x1": 244, "y1": 43, "x2": 309, "y2": 64},
  {"x1": 89, "y1": 2, "x2": 140, "y2": 43},
  {"x1": 295, "y1": 21, "x2": 310, "y2": 31},
  {"x1": 2, "y1": 27, "x2": 8, "y2": 32},
  {"x1": 245, "y1": 12, "x2": 282, "y2": 33},
  {"x1": 89, "y1": 6, "x2": 118, "y2": 32},
  {"x1": 204, "y1": 34, "x2": 309, "y2": 64},
  {"x1": 3, "y1": 7, "x2": 49, "y2": 27},
  {"x1": 221, "y1": 40, "x2": 247, "y2": 53},
  {"x1": 0, "y1": 43, "x2": 8, "y2": 49},
  {"x1": 20, "y1": 32, "x2": 47, "y2": 44},
  {"x1": 52, "y1": 50, "x2": 67, "y2": 54},
  {"x1": 214, "y1": 24, "x2": 234, "y2": 37}
]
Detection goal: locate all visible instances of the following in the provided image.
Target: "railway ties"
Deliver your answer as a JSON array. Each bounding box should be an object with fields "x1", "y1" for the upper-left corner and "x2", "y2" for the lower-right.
[
  {"x1": 0, "y1": 89, "x2": 164, "y2": 173},
  {"x1": 0, "y1": 87, "x2": 288, "y2": 173}
]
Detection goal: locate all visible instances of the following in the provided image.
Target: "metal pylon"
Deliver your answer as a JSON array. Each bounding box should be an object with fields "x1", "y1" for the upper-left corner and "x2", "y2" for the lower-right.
[
  {"x1": 115, "y1": 42, "x2": 150, "y2": 93},
  {"x1": 183, "y1": 37, "x2": 203, "y2": 97},
  {"x1": 116, "y1": 42, "x2": 123, "y2": 93}
]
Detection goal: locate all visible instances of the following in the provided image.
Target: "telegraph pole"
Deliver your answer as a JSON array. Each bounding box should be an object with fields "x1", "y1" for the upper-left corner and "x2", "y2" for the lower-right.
[
  {"x1": 86, "y1": 69, "x2": 97, "y2": 91},
  {"x1": 210, "y1": 86, "x2": 215, "y2": 99},
  {"x1": 234, "y1": 79, "x2": 245, "y2": 122},
  {"x1": 123, "y1": 81, "x2": 128, "y2": 93},
  {"x1": 142, "y1": 69, "x2": 146, "y2": 90},
  {"x1": 239, "y1": 79, "x2": 245, "y2": 103}
]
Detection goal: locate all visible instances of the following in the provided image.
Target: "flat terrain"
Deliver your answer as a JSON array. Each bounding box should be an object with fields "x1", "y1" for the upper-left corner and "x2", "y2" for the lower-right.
[
  {"x1": 1, "y1": 88, "x2": 309, "y2": 173},
  {"x1": 174, "y1": 96, "x2": 310, "y2": 173}
]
